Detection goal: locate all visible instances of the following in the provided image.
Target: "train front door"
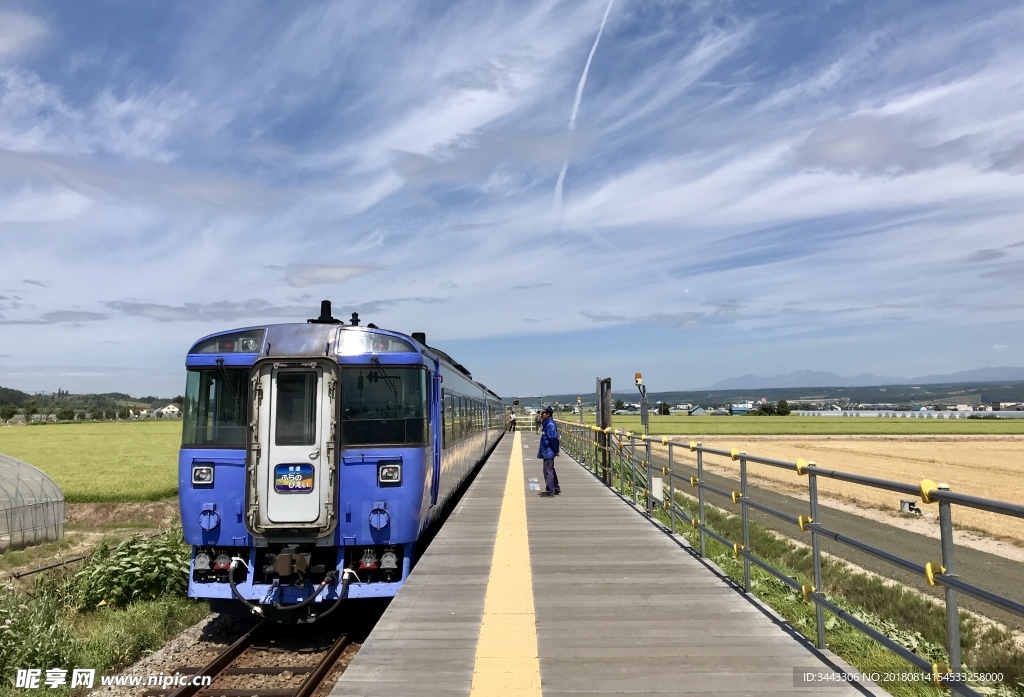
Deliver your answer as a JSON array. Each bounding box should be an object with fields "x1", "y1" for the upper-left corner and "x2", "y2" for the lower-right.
[{"x1": 248, "y1": 359, "x2": 338, "y2": 536}]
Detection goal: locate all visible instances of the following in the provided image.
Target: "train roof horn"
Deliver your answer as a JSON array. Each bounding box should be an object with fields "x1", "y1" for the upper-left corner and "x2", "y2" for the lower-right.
[{"x1": 307, "y1": 300, "x2": 341, "y2": 324}]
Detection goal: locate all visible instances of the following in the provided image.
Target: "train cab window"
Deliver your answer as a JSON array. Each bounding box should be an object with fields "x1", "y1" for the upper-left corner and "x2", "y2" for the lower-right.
[
  {"x1": 275, "y1": 372, "x2": 317, "y2": 446},
  {"x1": 340, "y1": 367, "x2": 427, "y2": 446},
  {"x1": 182, "y1": 368, "x2": 248, "y2": 447}
]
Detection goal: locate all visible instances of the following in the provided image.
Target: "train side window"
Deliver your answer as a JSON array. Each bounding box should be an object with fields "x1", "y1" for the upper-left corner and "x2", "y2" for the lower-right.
[{"x1": 443, "y1": 392, "x2": 453, "y2": 447}]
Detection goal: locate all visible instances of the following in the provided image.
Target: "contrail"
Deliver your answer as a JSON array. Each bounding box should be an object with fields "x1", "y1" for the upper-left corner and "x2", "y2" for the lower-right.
[{"x1": 553, "y1": 0, "x2": 615, "y2": 218}]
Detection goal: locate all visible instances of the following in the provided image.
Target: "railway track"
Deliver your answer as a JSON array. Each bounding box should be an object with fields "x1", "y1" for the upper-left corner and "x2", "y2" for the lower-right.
[{"x1": 145, "y1": 621, "x2": 356, "y2": 697}]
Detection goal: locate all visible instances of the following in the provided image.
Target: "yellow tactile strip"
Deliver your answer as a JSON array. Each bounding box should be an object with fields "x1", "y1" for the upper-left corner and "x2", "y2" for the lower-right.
[{"x1": 469, "y1": 431, "x2": 542, "y2": 696}]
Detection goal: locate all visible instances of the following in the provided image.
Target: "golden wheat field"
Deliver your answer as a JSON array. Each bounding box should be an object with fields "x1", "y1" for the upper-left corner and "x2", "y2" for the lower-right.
[{"x1": 653, "y1": 437, "x2": 1024, "y2": 545}]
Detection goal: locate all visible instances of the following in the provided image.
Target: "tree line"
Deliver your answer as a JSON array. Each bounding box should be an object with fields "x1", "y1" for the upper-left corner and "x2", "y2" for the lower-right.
[{"x1": 0, "y1": 390, "x2": 184, "y2": 424}]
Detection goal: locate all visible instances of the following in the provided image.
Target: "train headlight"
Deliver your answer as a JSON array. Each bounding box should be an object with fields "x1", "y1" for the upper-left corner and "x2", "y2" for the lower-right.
[
  {"x1": 378, "y1": 461, "x2": 402, "y2": 486},
  {"x1": 192, "y1": 464, "x2": 214, "y2": 486}
]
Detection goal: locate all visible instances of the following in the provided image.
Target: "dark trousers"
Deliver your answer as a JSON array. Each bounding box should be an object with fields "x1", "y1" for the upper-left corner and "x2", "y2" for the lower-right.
[{"x1": 543, "y1": 458, "x2": 560, "y2": 494}]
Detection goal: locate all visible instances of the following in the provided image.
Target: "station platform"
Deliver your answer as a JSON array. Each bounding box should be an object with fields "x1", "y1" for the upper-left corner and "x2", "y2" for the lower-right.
[{"x1": 331, "y1": 432, "x2": 884, "y2": 696}]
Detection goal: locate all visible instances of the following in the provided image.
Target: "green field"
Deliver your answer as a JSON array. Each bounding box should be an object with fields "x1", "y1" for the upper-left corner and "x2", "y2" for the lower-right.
[
  {"x1": 0, "y1": 421, "x2": 181, "y2": 503},
  {"x1": 4, "y1": 415, "x2": 1022, "y2": 504},
  {"x1": 558, "y1": 413, "x2": 1024, "y2": 435}
]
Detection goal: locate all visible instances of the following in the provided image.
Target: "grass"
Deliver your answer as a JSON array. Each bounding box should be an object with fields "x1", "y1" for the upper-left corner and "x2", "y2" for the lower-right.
[
  {"x1": 566, "y1": 413, "x2": 1024, "y2": 435},
  {"x1": 0, "y1": 535, "x2": 78, "y2": 571},
  {"x1": 0, "y1": 421, "x2": 181, "y2": 503},
  {"x1": 562, "y1": 430, "x2": 1024, "y2": 696},
  {"x1": 0, "y1": 528, "x2": 207, "y2": 696}
]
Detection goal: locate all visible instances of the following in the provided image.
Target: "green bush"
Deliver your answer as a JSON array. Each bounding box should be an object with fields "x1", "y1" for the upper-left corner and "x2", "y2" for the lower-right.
[{"x1": 76, "y1": 527, "x2": 190, "y2": 608}]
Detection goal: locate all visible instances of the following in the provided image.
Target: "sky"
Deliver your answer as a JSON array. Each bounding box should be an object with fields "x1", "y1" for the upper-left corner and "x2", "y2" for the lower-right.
[{"x1": 1, "y1": 0, "x2": 1023, "y2": 399}]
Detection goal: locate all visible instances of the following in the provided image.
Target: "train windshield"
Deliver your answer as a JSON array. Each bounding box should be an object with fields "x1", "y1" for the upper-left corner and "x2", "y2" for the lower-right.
[
  {"x1": 340, "y1": 366, "x2": 427, "y2": 446},
  {"x1": 182, "y1": 368, "x2": 248, "y2": 447}
]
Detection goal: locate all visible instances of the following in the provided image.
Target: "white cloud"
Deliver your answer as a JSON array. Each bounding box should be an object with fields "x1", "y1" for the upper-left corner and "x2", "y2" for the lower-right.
[
  {"x1": 271, "y1": 264, "x2": 383, "y2": 288},
  {"x1": 0, "y1": 10, "x2": 47, "y2": 61}
]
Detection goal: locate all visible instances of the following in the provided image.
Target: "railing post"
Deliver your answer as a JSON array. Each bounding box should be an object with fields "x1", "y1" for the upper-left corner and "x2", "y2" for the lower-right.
[
  {"x1": 614, "y1": 435, "x2": 622, "y2": 492},
  {"x1": 631, "y1": 435, "x2": 639, "y2": 505},
  {"x1": 598, "y1": 429, "x2": 606, "y2": 483},
  {"x1": 808, "y1": 467, "x2": 826, "y2": 650},
  {"x1": 668, "y1": 443, "x2": 676, "y2": 533},
  {"x1": 938, "y1": 484, "x2": 962, "y2": 676},
  {"x1": 645, "y1": 438, "x2": 653, "y2": 516},
  {"x1": 697, "y1": 444, "x2": 706, "y2": 558},
  {"x1": 740, "y1": 452, "x2": 750, "y2": 593}
]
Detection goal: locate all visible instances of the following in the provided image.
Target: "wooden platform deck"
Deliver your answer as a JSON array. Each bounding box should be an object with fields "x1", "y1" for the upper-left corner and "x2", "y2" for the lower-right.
[{"x1": 331, "y1": 432, "x2": 886, "y2": 696}]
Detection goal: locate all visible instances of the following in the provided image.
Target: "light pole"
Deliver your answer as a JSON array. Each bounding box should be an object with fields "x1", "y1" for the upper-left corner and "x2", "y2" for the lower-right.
[{"x1": 635, "y1": 372, "x2": 649, "y2": 436}]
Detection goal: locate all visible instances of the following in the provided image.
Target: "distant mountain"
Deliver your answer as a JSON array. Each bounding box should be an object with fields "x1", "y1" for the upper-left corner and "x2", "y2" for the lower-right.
[
  {"x1": 908, "y1": 367, "x2": 1024, "y2": 384},
  {"x1": 707, "y1": 370, "x2": 902, "y2": 390},
  {"x1": 706, "y1": 367, "x2": 1024, "y2": 390}
]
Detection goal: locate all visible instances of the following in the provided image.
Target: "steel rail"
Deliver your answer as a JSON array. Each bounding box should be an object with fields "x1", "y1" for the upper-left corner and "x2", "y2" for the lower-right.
[
  {"x1": 166, "y1": 621, "x2": 267, "y2": 697},
  {"x1": 293, "y1": 631, "x2": 353, "y2": 697}
]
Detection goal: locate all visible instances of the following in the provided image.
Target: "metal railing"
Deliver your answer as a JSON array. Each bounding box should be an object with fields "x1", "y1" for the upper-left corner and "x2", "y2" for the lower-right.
[{"x1": 555, "y1": 420, "x2": 1024, "y2": 696}]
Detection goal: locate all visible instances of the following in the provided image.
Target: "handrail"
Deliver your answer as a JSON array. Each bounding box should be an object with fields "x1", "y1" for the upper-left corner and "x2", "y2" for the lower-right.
[{"x1": 554, "y1": 419, "x2": 1023, "y2": 696}]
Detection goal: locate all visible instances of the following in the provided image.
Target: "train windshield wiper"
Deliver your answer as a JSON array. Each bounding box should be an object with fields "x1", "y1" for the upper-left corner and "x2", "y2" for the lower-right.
[
  {"x1": 371, "y1": 357, "x2": 399, "y2": 404},
  {"x1": 215, "y1": 358, "x2": 239, "y2": 402}
]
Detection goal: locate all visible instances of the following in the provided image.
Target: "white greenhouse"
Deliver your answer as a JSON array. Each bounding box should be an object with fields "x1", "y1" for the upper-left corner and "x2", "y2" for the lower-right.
[{"x1": 0, "y1": 453, "x2": 65, "y2": 552}]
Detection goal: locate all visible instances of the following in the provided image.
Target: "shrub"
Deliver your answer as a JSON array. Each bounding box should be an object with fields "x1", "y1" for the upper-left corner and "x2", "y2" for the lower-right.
[{"x1": 76, "y1": 526, "x2": 190, "y2": 608}]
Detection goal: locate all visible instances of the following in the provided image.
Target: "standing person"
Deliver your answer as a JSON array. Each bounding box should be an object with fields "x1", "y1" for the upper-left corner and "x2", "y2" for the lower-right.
[
  {"x1": 537, "y1": 406, "x2": 561, "y2": 497},
  {"x1": 534, "y1": 410, "x2": 542, "y2": 433},
  {"x1": 508, "y1": 409, "x2": 517, "y2": 432}
]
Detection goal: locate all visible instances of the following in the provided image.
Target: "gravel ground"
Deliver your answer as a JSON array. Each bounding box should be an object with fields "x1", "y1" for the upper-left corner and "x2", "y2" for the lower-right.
[{"x1": 88, "y1": 604, "x2": 377, "y2": 697}]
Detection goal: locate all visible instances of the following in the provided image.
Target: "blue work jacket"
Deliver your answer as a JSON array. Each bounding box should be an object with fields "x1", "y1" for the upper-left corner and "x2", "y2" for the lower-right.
[{"x1": 537, "y1": 417, "x2": 560, "y2": 459}]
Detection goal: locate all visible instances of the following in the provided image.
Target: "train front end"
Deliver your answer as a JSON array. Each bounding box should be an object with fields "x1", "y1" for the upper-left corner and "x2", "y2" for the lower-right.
[{"x1": 179, "y1": 311, "x2": 436, "y2": 622}]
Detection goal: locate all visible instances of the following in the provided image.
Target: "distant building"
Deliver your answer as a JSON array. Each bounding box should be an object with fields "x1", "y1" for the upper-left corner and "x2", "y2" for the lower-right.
[
  {"x1": 688, "y1": 406, "x2": 707, "y2": 416},
  {"x1": 153, "y1": 404, "x2": 181, "y2": 418}
]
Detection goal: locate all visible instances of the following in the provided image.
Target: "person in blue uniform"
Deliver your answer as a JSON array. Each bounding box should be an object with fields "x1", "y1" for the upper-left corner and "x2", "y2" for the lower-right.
[{"x1": 537, "y1": 405, "x2": 561, "y2": 497}]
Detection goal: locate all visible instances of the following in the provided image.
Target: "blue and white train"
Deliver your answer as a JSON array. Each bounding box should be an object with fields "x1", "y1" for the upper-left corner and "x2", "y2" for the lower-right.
[{"x1": 179, "y1": 301, "x2": 504, "y2": 621}]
